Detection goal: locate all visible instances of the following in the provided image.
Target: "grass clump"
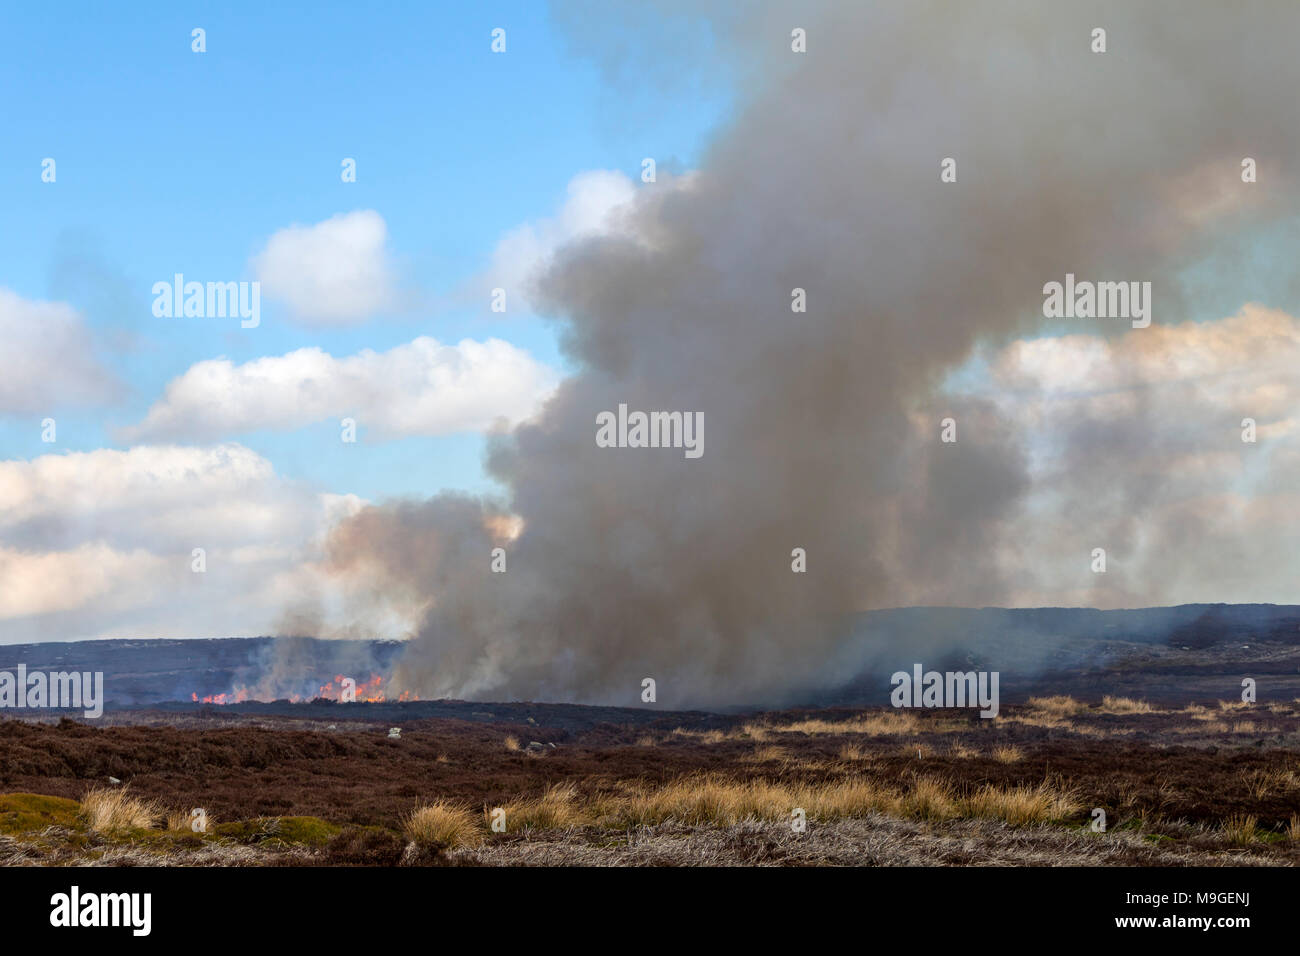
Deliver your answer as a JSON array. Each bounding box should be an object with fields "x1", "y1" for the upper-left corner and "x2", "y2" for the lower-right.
[
  {"x1": 79, "y1": 786, "x2": 162, "y2": 832},
  {"x1": 993, "y1": 745, "x2": 1024, "y2": 764},
  {"x1": 1221, "y1": 814, "x2": 1261, "y2": 845},
  {"x1": 964, "y1": 782, "x2": 1079, "y2": 825},
  {"x1": 496, "y1": 783, "x2": 583, "y2": 831},
  {"x1": 1100, "y1": 696, "x2": 1153, "y2": 714},
  {"x1": 1027, "y1": 695, "x2": 1087, "y2": 716},
  {"x1": 403, "y1": 801, "x2": 482, "y2": 848}
]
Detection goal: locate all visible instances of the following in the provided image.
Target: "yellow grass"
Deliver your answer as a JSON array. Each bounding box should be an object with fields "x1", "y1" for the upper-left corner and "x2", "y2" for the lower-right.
[
  {"x1": 801, "y1": 778, "x2": 900, "y2": 820},
  {"x1": 79, "y1": 787, "x2": 162, "y2": 832},
  {"x1": 1246, "y1": 768, "x2": 1296, "y2": 799},
  {"x1": 777, "y1": 711, "x2": 921, "y2": 736},
  {"x1": 403, "y1": 801, "x2": 482, "y2": 847},
  {"x1": 497, "y1": 783, "x2": 583, "y2": 831},
  {"x1": 165, "y1": 808, "x2": 217, "y2": 833},
  {"x1": 907, "y1": 777, "x2": 959, "y2": 820},
  {"x1": 604, "y1": 773, "x2": 1081, "y2": 828},
  {"x1": 398, "y1": 769, "x2": 1085, "y2": 840},
  {"x1": 965, "y1": 782, "x2": 1079, "y2": 824},
  {"x1": 1221, "y1": 813, "x2": 1261, "y2": 845},
  {"x1": 1100, "y1": 696, "x2": 1153, "y2": 714},
  {"x1": 1027, "y1": 695, "x2": 1087, "y2": 716},
  {"x1": 1009, "y1": 713, "x2": 1078, "y2": 732},
  {"x1": 993, "y1": 745, "x2": 1024, "y2": 764},
  {"x1": 503, "y1": 735, "x2": 520, "y2": 751},
  {"x1": 670, "y1": 727, "x2": 727, "y2": 744}
]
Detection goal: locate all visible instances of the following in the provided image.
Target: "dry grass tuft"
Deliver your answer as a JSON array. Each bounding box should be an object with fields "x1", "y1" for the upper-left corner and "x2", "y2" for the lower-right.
[
  {"x1": 498, "y1": 783, "x2": 583, "y2": 831},
  {"x1": 403, "y1": 801, "x2": 482, "y2": 848},
  {"x1": 802, "y1": 778, "x2": 899, "y2": 819},
  {"x1": 993, "y1": 745, "x2": 1024, "y2": 764},
  {"x1": 503, "y1": 735, "x2": 520, "y2": 752},
  {"x1": 744, "y1": 745, "x2": 790, "y2": 763},
  {"x1": 906, "y1": 777, "x2": 958, "y2": 820},
  {"x1": 1221, "y1": 813, "x2": 1261, "y2": 845},
  {"x1": 527, "y1": 773, "x2": 1085, "y2": 832},
  {"x1": 838, "y1": 743, "x2": 869, "y2": 761},
  {"x1": 1247, "y1": 768, "x2": 1297, "y2": 799},
  {"x1": 165, "y1": 808, "x2": 217, "y2": 833},
  {"x1": 79, "y1": 787, "x2": 162, "y2": 832},
  {"x1": 1100, "y1": 696, "x2": 1153, "y2": 714},
  {"x1": 1028, "y1": 695, "x2": 1087, "y2": 716},
  {"x1": 779, "y1": 711, "x2": 921, "y2": 736},
  {"x1": 965, "y1": 782, "x2": 1079, "y2": 825}
]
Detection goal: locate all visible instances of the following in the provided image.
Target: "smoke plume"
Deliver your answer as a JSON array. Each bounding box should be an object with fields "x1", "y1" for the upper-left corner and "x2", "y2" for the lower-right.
[{"x1": 324, "y1": 1, "x2": 1300, "y2": 706}]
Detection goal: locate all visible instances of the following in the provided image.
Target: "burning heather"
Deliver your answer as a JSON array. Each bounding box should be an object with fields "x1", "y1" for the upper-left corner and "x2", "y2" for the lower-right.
[{"x1": 190, "y1": 674, "x2": 418, "y2": 705}]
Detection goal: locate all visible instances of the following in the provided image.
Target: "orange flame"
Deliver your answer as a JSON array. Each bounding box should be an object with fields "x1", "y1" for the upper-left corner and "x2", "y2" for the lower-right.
[{"x1": 191, "y1": 673, "x2": 419, "y2": 705}]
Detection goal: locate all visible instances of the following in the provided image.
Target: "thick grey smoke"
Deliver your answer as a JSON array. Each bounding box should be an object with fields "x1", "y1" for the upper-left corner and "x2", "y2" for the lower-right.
[{"x1": 325, "y1": 1, "x2": 1300, "y2": 706}]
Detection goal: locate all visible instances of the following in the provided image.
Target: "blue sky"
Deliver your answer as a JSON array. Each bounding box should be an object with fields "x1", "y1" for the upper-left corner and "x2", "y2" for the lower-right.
[{"x1": 0, "y1": 1, "x2": 728, "y2": 500}]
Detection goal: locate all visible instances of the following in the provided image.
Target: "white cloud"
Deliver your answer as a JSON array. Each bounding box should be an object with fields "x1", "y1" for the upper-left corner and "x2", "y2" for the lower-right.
[
  {"x1": 251, "y1": 210, "x2": 397, "y2": 325},
  {"x1": 967, "y1": 304, "x2": 1300, "y2": 607},
  {"x1": 0, "y1": 444, "x2": 372, "y2": 641},
  {"x1": 120, "y1": 337, "x2": 558, "y2": 442},
  {"x1": 992, "y1": 305, "x2": 1300, "y2": 401},
  {"x1": 486, "y1": 169, "x2": 640, "y2": 309},
  {"x1": 0, "y1": 544, "x2": 165, "y2": 620},
  {"x1": 0, "y1": 443, "x2": 336, "y2": 552},
  {"x1": 0, "y1": 287, "x2": 120, "y2": 414}
]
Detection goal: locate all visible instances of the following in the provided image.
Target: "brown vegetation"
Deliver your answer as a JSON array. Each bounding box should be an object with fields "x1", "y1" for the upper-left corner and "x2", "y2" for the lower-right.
[{"x1": 3, "y1": 697, "x2": 1300, "y2": 865}]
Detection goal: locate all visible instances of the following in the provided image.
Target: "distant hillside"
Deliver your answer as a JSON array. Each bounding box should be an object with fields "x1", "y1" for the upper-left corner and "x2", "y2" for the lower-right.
[
  {"x1": 0, "y1": 637, "x2": 403, "y2": 708},
  {"x1": 822, "y1": 603, "x2": 1300, "y2": 707},
  {"x1": 2, "y1": 604, "x2": 1298, "y2": 711}
]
